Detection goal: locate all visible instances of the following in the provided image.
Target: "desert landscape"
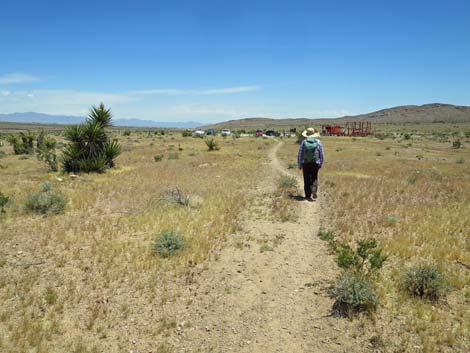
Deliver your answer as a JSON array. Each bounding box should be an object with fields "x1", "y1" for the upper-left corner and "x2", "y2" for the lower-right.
[
  {"x1": 1, "y1": 1, "x2": 469, "y2": 352},
  {"x1": 0, "y1": 107, "x2": 469, "y2": 352}
]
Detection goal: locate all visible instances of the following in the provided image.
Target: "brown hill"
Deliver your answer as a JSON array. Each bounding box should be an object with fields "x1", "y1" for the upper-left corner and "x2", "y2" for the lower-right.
[{"x1": 200, "y1": 103, "x2": 470, "y2": 130}]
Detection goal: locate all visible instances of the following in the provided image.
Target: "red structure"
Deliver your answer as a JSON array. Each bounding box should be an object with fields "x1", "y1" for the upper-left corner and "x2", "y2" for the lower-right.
[
  {"x1": 321, "y1": 121, "x2": 373, "y2": 137},
  {"x1": 345, "y1": 121, "x2": 372, "y2": 136},
  {"x1": 321, "y1": 125, "x2": 344, "y2": 136}
]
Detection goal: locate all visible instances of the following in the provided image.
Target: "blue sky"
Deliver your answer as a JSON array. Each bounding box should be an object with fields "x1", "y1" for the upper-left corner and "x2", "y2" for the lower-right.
[{"x1": 0, "y1": 0, "x2": 469, "y2": 123}]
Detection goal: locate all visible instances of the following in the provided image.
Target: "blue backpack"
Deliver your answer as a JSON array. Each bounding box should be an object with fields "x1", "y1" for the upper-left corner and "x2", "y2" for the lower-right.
[{"x1": 304, "y1": 137, "x2": 320, "y2": 163}]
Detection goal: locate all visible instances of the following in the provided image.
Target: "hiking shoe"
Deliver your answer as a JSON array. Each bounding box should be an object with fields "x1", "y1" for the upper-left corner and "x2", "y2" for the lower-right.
[{"x1": 305, "y1": 196, "x2": 314, "y2": 202}]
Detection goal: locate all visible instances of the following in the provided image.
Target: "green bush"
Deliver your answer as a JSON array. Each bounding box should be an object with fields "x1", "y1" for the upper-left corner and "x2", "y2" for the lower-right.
[
  {"x1": 407, "y1": 174, "x2": 418, "y2": 184},
  {"x1": 318, "y1": 227, "x2": 335, "y2": 242},
  {"x1": 153, "y1": 230, "x2": 186, "y2": 258},
  {"x1": 205, "y1": 138, "x2": 219, "y2": 151},
  {"x1": 36, "y1": 134, "x2": 58, "y2": 172},
  {"x1": 452, "y1": 140, "x2": 461, "y2": 149},
  {"x1": 335, "y1": 239, "x2": 387, "y2": 277},
  {"x1": 330, "y1": 271, "x2": 379, "y2": 315},
  {"x1": 181, "y1": 130, "x2": 192, "y2": 137},
  {"x1": 154, "y1": 154, "x2": 164, "y2": 162},
  {"x1": 7, "y1": 132, "x2": 35, "y2": 155},
  {"x1": 278, "y1": 175, "x2": 298, "y2": 189},
  {"x1": 318, "y1": 227, "x2": 337, "y2": 252},
  {"x1": 0, "y1": 151, "x2": 6, "y2": 159},
  {"x1": 24, "y1": 188, "x2": 67, "y2": 215},
  {"x1": 402, "y1": 265, "x2": 449, "y2": 300},
  {"x1": 0, "y1": 192, "x2": 9, "y2": 213}
]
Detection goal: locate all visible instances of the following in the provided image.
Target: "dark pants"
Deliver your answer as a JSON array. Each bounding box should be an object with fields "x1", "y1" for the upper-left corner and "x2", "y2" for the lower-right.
[{"x1": 302, "y1": 162, "x2": 319, "y2": 198}]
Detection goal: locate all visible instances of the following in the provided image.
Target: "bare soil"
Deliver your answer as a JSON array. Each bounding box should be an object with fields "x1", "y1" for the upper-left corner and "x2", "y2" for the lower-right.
[{"x1": 172, "y1": 142, "x2": 372, "y2": 353}]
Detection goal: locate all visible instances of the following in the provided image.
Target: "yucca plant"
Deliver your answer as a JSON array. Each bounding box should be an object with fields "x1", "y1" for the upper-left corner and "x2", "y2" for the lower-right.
[
  {"x1": 7, "y1": 133, "x2": 35, "y2": 155},
  {"x1": 104, "y1": 139, "x2": 122, "y2": 168},
  {"x1": 61, "y1": 103, "x2": 121, "y2": 173},
  {"x1": 205, "y1": 138, "x2": 219, "y2": 151}
]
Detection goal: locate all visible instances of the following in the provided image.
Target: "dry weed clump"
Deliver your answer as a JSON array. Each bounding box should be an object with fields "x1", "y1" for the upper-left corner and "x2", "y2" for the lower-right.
[
  {"x1": 278, "y1": 132, "x2": 469, "y2": 352},
  {"x1": 0, "y1": 133, "x2": 268, "y2": 352}
]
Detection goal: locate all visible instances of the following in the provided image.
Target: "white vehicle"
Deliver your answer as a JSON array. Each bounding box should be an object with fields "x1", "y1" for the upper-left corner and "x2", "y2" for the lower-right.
[
  {"x1": 221, "y1": 129, "x2": 231, "y2": 136},
  {"x1": 194, "y1": 129, "x2": 205, "y2": 136}
]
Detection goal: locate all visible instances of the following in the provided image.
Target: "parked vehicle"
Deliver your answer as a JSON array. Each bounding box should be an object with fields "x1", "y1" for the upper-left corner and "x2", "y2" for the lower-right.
[
  {"x1": 221, "y1": 129, "x2": 231, "y2": 136},
  {"x1": 194, "y1": 129, "x2": 205, "y2": 136},
  {"x1": 206, "y1": 128, "x2": 216, "y2": 135},
  {"x1": 255, "y1": 129, "x2": 264, "y2": 137},
  {"x1": 265, "y1": 130, "x2": 280, "y2": 137}
]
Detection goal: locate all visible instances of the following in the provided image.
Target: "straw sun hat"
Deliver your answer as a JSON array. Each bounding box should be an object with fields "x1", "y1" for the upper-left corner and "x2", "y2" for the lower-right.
[{"x1": 301, "y1": 127, "x2": 321, "y2": 138}]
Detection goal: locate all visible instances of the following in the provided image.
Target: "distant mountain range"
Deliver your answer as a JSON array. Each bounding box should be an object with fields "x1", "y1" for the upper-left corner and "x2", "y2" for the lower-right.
[
  {"x1": 199, "y1": 103, "x2": 470, "y2": 130},
  {"x1": 0, "y1": 112, "x2": 201, "y2": 128},
  {"x1": 1, "y1": 103, "x2": 469, "y2": 130}
]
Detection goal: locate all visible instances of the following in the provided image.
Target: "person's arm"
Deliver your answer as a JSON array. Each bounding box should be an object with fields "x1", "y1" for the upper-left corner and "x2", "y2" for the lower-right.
[
  {"x1": 297, "y1": 141, "x2": 304, "y2": 169},
  {"x1": 318, "y1": 140, "x2": 324, "y2": 167}
]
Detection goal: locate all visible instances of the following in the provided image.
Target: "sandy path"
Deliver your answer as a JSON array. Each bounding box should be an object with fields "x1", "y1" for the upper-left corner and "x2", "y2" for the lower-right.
[{"x1": 174, "y1": 141, "x2": 370, "y2": 353}]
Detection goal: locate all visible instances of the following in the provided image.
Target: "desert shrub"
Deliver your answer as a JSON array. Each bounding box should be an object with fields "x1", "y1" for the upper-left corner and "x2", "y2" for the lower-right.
[
  {"x1": 278, "y1": 175, "x2": 298, "y2": 189},
  {"x1": 167, "y1": 152, "x2": 179, "y2": 160},
  {"x1": 385, "y1": 215, "x2": 397, "y2": 226},
  {"x1": 24, "y1": 185, "x2": 67, "y2": 215},
  {"x1": 404, "y1": 133, "x2": 411, "y2": 140},
  {"x1": 122, "y1": 130, "x2": 131, "y2": 136},
  {"x1": 205, "y1": 138, "x2": 219, "y2": 151},
  {"x1": 153, "y1": 230, "x2": 186, "y2": 258},
  {"x1": 287, "y1": 162, "x2": 297, "y2": 169},
  {"x1": 36, "y1": 133, "x2": 58, "y2": 171},
  {"x1": 452, "y1": 140, "x2": 461, "y2": 149},
  {"x1": 0, "y1": 192, "x2": 9, "y2": 213},
  {"x1": 335, "y1": 239, "x2": 388, "y2": 278},
  {"x1": 62, "y1": 103, "x2": 121, "y2": 173},
  {"x1": 41, "y1": 182, "x2": 52, "y2": 192},
  {"x1": 407, "y1": 174, "x2": 418, "y2": 184},
  {"x1": 45, "y1": 287, "x2": 58, "y2": 305},
  {"x1": 318, "y1": 227, "x2": 335, "y2": 242},
  {"x1": 318, "y1": 227, "x2": 337, "y2": 251},
  {"x1": 181, "y1": 130, "x2": 192, "y2": 137},
  {"x1": 456, "y1": 158, "x2": 464, "y2": 164},
  {"x1": 161, "y1": 187, "x2": 190, "y2": 206},
  {"x1": 154, "y1": 154, "x2": 164, "y2": 162},
  {"x1": 402, "y1": 265, "x2": 449, "y2": 300},
  {"x1": 0, "y1": 151, "x2": 6, "y2": 159},
  {"x1": 7, "y1": 132, "x2": 35, "y2": 155},
  {"x1": 330, "y1": 271, "x2": 379, "y2": 314}
]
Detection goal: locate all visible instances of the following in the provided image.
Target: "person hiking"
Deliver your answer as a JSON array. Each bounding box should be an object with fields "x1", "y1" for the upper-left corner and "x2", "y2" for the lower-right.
[{"x1": 297, "y1": 127, "x2": 324, "y2": 201}]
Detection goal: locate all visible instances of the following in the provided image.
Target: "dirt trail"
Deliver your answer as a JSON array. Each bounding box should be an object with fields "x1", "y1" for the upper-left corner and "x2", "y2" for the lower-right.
[{"x1": 174, "y1": 141, "x2": 370, "y2": 353}]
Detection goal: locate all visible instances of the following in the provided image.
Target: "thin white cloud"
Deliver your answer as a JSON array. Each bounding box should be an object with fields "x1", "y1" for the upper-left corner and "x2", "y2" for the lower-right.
[
  {"x1": 0, "y1": 73, "x2": 40, "y2": 84},
  {"x1": 0, "y1": 89, "x2": 135, "y2": 116},
  {"x1": 132, "y1": 85, "x2": 259, "y2": 96}
]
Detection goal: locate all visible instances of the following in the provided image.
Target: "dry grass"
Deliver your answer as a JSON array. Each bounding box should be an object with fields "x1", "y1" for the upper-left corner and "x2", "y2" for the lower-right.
[
  {"x1": 0, "y1": 132, "x2": 268, "y2": 352},
  {"x1": 278, "y1": 131, "x2": 470, "y2": 352}
]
